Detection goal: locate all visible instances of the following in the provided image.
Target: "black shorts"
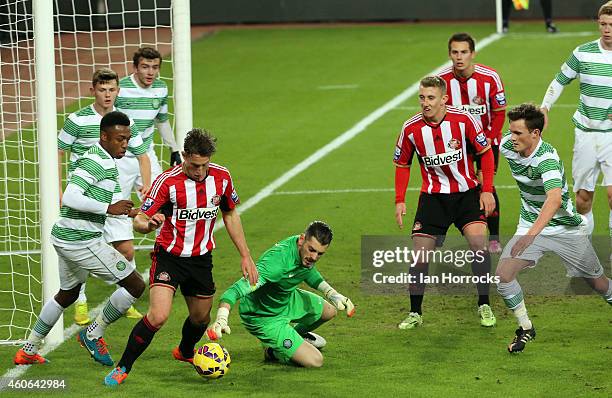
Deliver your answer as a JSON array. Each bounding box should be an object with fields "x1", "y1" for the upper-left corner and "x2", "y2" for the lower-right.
[
  {"x1": 411, "y1": 188, "x2": 486, "y2": 237},
  {"x1": 475, "y1": 145, "x2": 499, "y2": 172},
  {"x1": 150, "y1": 245, "x2": 216, "y2": 298}
]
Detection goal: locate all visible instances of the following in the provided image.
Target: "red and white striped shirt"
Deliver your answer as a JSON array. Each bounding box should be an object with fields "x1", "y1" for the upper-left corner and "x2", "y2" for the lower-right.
[
  {"x1": 439, "y1": 64, "x2": 506, "y2": 144},
  {"x1": 393, "y1": 106, "x2": 489, "y2": 194},
  {"x1": 140, "y1": 163, "x2": 240, "y2": 257}
]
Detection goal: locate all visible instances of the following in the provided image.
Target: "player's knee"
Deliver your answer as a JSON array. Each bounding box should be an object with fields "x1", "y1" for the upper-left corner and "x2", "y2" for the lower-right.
[
  {"x1": 55, "y1": 286, "x2": 80, "y2": 308},
  {"x1": 321, "y1": 303, "x2": 337, "y2": 321},
  {"x1": 146, "y1": 308, "x2": 170, "y2": 328},
  {"x1": 495, "y1": 267, "x2": 512, "y2": 284},
  {"x1": 189, "y1": 313, "x2": 211, "y2": 326},
  {"x1": 123, "y1": 272, "x2": 146, "y2": 298}
]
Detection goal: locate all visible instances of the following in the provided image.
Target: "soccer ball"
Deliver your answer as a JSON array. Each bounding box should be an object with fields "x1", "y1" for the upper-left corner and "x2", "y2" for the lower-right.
[{"x1": 193, "y1": 343, "x2": 231, "y2": 379}]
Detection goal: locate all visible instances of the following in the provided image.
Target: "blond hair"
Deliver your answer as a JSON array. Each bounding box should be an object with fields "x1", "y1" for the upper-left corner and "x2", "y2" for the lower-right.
[{"x1": 599, "y1": 1, "x2": 612, "y2": 17}]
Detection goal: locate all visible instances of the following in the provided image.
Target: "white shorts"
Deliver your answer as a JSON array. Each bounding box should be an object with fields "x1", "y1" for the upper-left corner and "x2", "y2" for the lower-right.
[
  {"x1": 54, "y1": 239, "x2": 136, "y2": 290},
  {"x1": 500, "y1": 233, "x2": 603, "y2": 279},
  {"x1": 108, "y1": 149, "x2": 163, "y2": 242},
  {"x1": 103, "y1": 215, "x2": 133, "y2": 243},
  {"x1": 116, "y1": 148, "x2": 163, "y2": 201},
  {"x1": 572, "y1": 129, "x2": 612, "y2": 192}
]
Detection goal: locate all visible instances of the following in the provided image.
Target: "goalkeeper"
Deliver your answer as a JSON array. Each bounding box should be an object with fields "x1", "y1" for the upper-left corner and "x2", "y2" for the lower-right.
[{"x1": 207, "y1": 221, "x2": 355, "y2": 368}]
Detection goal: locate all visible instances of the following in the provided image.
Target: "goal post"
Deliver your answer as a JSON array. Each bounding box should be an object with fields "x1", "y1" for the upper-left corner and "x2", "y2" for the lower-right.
[
  {"x1": 0, "y1": 0, "x2": 192, "y2": 345},
  {"x1": 34, "y1": 0, "x2": 62, "y2": 347}
]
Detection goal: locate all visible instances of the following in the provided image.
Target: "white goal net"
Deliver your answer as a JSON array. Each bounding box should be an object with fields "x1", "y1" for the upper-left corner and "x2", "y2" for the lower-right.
[{"x1": 0, "y1": 0, "x2": 191, "y2": 344}]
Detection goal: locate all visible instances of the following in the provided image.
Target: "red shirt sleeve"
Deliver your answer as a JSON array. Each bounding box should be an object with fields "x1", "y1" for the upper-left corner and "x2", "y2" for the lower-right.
[
  {"x1": 221, "y1": 172, "x2": 240, "y2": 212},
  {"x1": 465, "y1": 113, "x2": 490, "y2": 154},
  {"x1": 393, "y1": 128, "x2": 415, "y2": 166},
  {"x1": 140, "y1": 179, "x2": 169, "y2": 218},
  {"x1": 489, "y1": 74, "x2": 507, "y2": 111}
]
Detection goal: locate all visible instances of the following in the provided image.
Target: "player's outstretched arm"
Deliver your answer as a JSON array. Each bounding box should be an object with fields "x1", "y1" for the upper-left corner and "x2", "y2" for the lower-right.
[
  {"x1": 222, "y1": 209, "x2": 258, "y2": 285},
  {"x1": 136, "y1": 153, "x2": 151, "y2": 197},
  {"x1": 156, "y1": 120, "x2": 181, "y2": 163},
  {"x1": 317, "y1": 281, "x2": 355, "y2": 317},
  {"x1": 394, "y1": 166, "x2": 411, "y2": 229},
  {"x1": 207, "y1": 303, "x2": 232, "y2": 340}
]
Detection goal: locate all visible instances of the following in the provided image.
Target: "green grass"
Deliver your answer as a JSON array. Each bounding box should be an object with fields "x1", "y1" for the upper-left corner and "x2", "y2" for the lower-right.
[{"x1": 1, "y1": 20, "x2": 612, "y2": 396}]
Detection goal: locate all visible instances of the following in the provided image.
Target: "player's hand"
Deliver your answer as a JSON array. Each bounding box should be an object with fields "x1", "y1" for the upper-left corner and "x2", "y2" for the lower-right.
[
  {"x1": 206, "y1": 307, "x2": 231, "y2": 340},
  {"x1": 325, "y1": 290, "x2": 355, "y2": 317},
  {"x1": 148, "y1": 213, "x2": 165, "y2": 230},
  {"x1": 479, "y1": 191, "x2": 495, "y2": 217},
  {"x1": 138, "y1": 183, "x2": 150, "y2": 198},
  {"x1": 107, "y1": 200, "x2": 134, "y2": 215},
  {"x1": 395, "y1": 202, "x2": 407, "y2": 229},
  {"x1": 241, "y1": 256, "x2": 258, "y2": 286},
  {"x1": 128, "y1": 208, "x2": 140, "y2": 218},
  {"x1": 540, "y1": 107, "x2": 549, "y2": 131},
  {"x1": 170, "y1": 151, "x2": 182, "y2": 166},
  {"x1": 511, "y1": 234, "x2": 535, "y2": 257}
]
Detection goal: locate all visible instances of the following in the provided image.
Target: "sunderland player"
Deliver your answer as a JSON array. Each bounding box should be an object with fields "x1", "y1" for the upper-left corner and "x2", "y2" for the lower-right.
[
  {"x1": 439, "y1": 32, "x2": 507, "y2": 253},
  {"x1": 104, "y1": 129, "x2": 258, "y2": 386},
  {"x1": 497, "y1": 104, "x2": 612, "y2": 353},
  {"x1": 541, "y1": 1, "x2": 612, "y2": 258},
  {"x1": 394, "y1": 76, "x2": 496, "y2": 329},
  {"x1": 113, "y1": 47, "x2": 182, "y2": 291},
  {"x1": 207, "y1": 221, "x2": 355, "y2": 368},
  {"x1": 14, "y1": 112, "x2": 146, "y2": 366},
  {"x1": 57, "y1": 68, "x2": 150, "y2": 324}
]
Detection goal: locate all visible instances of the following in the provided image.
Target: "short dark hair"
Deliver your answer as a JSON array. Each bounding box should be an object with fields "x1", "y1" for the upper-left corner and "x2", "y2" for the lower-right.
[
  {"x1": 100, "y1": 111, "x2": 130, "y2": 133},
  {"x1": 183, "y1": 128, "x2": 217, "y2": 157},
  {"x1": 133, "y1": 47, "x2": 162, "y2": 66},
  {"x1": 420, "y1": 75, "x2": 447, "y2": 95},
  {"x1": 448, "y1": 32, "x2": 475, "y2": 52},
  {"x1": 507, "y1": 103, "x2": 545, "y2": 133},
  {"x1": 92, "y1": 68, "x2": 118, "y2": 87},
  {"x1": 304, "y1": 221, "x2": 333, "y2": 246}
]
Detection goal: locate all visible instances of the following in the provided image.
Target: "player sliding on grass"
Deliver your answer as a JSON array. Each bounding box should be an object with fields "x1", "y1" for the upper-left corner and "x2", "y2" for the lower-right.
[
  {"x1": 104, "y1": 129, "x2": 258, "y2": 386},
  {"x1": 207, "y1": 221, "x2": 355, "y2": 368},
  {"x1": 394, "y1": 76, "x2": 497, "y2": 329},
  {"x1": 497, "y1": 103, "x2": 612, "y2": 353},
  {"x1": 14, "y1": 111, "x2": 146, "y2": 366}
]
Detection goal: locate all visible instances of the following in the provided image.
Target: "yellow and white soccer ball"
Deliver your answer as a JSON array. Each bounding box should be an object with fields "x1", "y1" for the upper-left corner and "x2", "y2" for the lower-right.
[{"x1": 193, "y1": 343, "x2": 231, "y2": 379}]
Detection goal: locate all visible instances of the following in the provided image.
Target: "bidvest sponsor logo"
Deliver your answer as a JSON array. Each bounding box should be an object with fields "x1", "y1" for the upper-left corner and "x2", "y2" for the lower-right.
[
  {"x1": 460, "y1": 104, "x2": 487, "y2": 116},
  {"x1": 422, "y1": 149, "x2": 463, "y2": 167},
  {"x1": 176, "y1": 206, "x2": 219, "y2": 221}
]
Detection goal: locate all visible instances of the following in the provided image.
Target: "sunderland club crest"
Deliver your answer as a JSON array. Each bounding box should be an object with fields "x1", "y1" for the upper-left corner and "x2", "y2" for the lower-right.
[
  {"x1": 447, "y1": 138, "x2": 461, "y2": 150},
  {"x1": 472, "y1": 96, "x2": 485, "y2": 105},
  {"x1": 210, "y1": 194, "x2": 221, "y2": 206}
]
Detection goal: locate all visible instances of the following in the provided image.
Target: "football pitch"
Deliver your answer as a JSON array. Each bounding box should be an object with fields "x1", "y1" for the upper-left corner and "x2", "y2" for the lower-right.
[{"x1": 1, "y1": 20, "x2": 611, "y2": 396}]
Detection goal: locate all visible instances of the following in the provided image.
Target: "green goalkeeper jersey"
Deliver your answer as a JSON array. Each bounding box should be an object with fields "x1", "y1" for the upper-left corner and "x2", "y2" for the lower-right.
[{"x1": 220, "y1": 235, "x2": 325, "y2": 318}]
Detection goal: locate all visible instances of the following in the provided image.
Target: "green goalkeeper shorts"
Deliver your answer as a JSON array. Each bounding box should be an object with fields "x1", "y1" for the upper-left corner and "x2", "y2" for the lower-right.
[{"x1": 240, "y1": 289, "x2": 324, "y2": 364}]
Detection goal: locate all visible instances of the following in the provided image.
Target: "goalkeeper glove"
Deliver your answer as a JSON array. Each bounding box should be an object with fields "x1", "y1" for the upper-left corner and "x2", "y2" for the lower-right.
[
  {"x1": 206, "y1": 307, "x2": 231, "y2": 340},
  {"x1": 318, "y1": 281, "x2": 355, "y2": 317},
  {"x1": 170, "y1": 151, "x2": 182, "y2": 166}
]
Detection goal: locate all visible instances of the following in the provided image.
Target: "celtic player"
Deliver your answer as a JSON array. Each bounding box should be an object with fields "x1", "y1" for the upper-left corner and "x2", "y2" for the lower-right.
[
  {"x1": 14, "y1": 112, "x2": 146, "y2": 366},
  {"x1": 541, "y1": 1, "x2": 612, "y2": 255},
  {"x1": 496, "y1": 104, "x2": 612, "y2": 353},
  {"x1": 57, "y1": 68, "x2": 150, "y2": 325},
  {"x1": 207, "y1": 221, "x2": 355, "y2": 368}
]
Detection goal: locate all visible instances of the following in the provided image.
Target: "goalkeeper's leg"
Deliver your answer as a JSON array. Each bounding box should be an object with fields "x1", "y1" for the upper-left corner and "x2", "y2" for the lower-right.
[{"x1": 292, "y1": 290, "x2": 334, "y2": 349}]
